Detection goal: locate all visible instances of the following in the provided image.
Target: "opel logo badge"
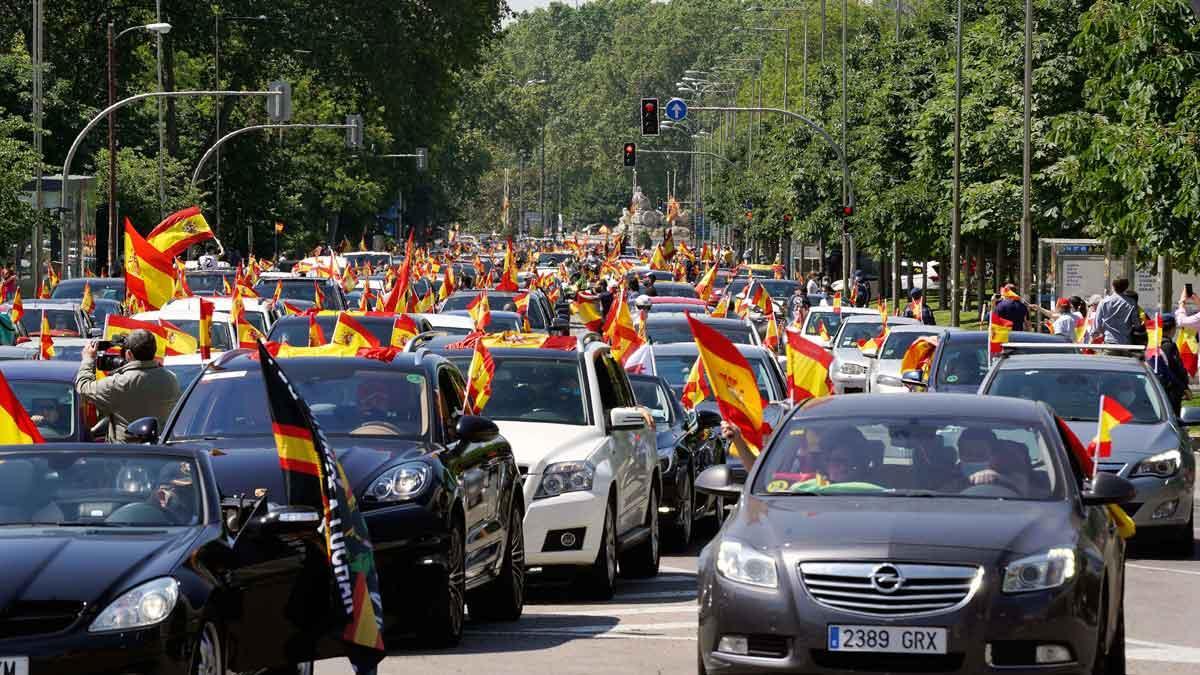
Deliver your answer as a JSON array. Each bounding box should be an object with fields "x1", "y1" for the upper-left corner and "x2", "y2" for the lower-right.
[{"x1": 870, "y1": 564, "x2": 904, "y2": 594}]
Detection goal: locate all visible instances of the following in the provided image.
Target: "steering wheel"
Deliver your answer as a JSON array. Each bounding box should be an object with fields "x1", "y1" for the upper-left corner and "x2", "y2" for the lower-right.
[
  {"x1": 106, "y1": 501, "x2": 175, "y2": 526},
  {"x1": 529, "y1": 408, "x2": 570, "y2": 423},
  {"x1": 960, "y1": 482, "x2": 1021, "y2": 498}
]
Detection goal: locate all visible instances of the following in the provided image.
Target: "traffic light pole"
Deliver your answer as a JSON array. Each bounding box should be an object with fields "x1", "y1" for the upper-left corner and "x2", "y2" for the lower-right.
[
  {"x1": 190, "y1": 123, "x2": 355, "y2": 192},
  {"x1": 636, "y1": 148, "x2": 736, "y2": 165}
]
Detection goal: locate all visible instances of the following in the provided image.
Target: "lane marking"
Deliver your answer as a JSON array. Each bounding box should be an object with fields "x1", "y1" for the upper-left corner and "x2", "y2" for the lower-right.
[
  {"x1": 608, "y1": 590, "x2": 697, "y2": 601},
  {"x1": 524, "y1": 605, "x2": 697, "y2": 618},
  {"x1": 1127, "y1": 638, "x2": 1200, "y2": 664},
  {"x1": 1127, "y1": 563, "x2": 1200, "y2": 577},
  {"x1": 469, "y1": 629, "x2": 697, "y2": 642},
  {"x1": 660, "y1": 565, "x2": 697, "y2": 575}
]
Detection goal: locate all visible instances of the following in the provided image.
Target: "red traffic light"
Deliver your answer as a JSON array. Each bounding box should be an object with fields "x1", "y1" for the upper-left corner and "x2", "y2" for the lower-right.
[
  {"x1": 843, "y1": 206, "x2": 854, "y2": 216},
  {"x1": 644, "y1": 102, "x2": 656, "y2": 113},
  {"x1": 783, "y1": 214, "x2": 793, "y2": 222},
  {"x1": 624, "y1": 143, "x2": 635, "y2": 154}
]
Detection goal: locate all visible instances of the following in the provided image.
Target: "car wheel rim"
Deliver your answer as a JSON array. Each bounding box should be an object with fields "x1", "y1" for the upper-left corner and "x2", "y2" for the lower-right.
[
  {"x1": 450, "y1": 531, "x2": 465, "y2": 635},
  {"x1": 194, "y1": 623, "x2": 220, "y2": 675},
  {"x1": 605, "y1": 509, "x2": 616, "y2": 585},
  {"x1": 511, "y1": 512, "x2": 526, "y2": 606}
]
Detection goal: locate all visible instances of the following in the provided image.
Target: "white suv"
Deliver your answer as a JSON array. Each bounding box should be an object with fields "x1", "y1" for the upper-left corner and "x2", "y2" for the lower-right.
[{"x1": 427, "y1": 335, "x2": 661, "y2": 599}]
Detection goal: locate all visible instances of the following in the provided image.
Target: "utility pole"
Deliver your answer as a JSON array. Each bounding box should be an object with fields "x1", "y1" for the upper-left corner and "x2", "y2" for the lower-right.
[
  {"x1": 156, "y1": 0, "x2": 165, "y2": 218},
  {"x1": 951, "y1": 0, "x2": 963, "y2": 326},
  {"x1": 107, "y1": 22, "x2": 118, "y2": 275},
  {"x1": 32, "y1": 0, "x2": 44, "y2": 291},
  {"x1": 892, "y1": 0, "x2": 903, "y2": 309},
  {"x1": 820, "y1": 0, "x2": 827, "y2": 65},
  {"x1": 1020, "y1": 0, "x2": 1033, "y2": 300},
  {"x1": 840, "y1": 0, "x2": 849, "y2": 290}
]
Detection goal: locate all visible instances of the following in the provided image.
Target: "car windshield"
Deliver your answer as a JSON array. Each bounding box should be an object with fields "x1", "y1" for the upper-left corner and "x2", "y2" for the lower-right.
[
  {"x1": 726, "y1": 280, "x2": 801, "y2": 299},
  {"x1": 805, "y1": 312, "x2": 841, "y2": 337},
  {"x1": 988, "y1": 368, "x2": 1164, "y2": 424},
  {"x1": 447, "y1": 356, "x2": 588, "y2": 425},
  {"x1": 656, "y1": 354, "x2": 774, "y2": 402},
  {"x1": 186, "y1": 272, "x2": 235, "y2": 295},
  {"x1": 444, "y1": 311, "x2": 522, "y2": 333},
  {"x1": 168, "y1": 365, "x2": 430, "y2": 439},
  {"x1": 630, "y1": 379, "x2": 671, "y2": 425},
  {"x1": 268, "y1": 315, "x2": 394, "y2": 346},
  {"x1": 53, "y1": 282, "x2": 124, "y2": 301},
  {"x1": 753, "y1": 417, "x2": 1060, "y2": 500},
  {"x1": 163, "y1": 320, "x2": 234, "y2": 352},
  {"x1": 21, "y1": 309, "x2": 79, "y2": 336},
  {"x1": 0, "y1": 452, "x2": 202, "y2": 527},
  {"x1": 879, "y1": 331, "x2": 938, "y2": 360},
  {"x1": 837, "y1": 322, "x2": 886, "y2": 349},
  {"x1": 254, "y1": 281, "x2": 343, "y2": 309},
  {"x1": 646, "y1": 320, "x2": 754, "y2": 346},
  {"x1": 165, "y1": 364, "x2": 205, "y2": 391},
  {"x1": 936, "y1": 340, "x2": 988, "y2": 387},
  {"x1": 9, "y1": 380, "x2": 76, "y2": 439}
]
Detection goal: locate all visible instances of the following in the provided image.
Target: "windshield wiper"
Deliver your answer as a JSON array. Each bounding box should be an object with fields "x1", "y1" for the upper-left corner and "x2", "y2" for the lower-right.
[
  {"x1": 885, "y1": 490, "x2": 940, "y2": 497},
  {"x1": 763, "y1": 490, "x2": 823, "y2": 496},
  {"x1": 1059, "y1": 416, "x2": 1095, "y2": 422}
]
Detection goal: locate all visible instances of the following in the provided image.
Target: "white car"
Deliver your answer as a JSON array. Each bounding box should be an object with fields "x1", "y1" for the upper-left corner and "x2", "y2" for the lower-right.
[
  {"x1": 866, "y1": 325, "x2": 957, "y2": 393},
  {"x1": 128, "y1": 310, "x2": 235, "y2": 353},
  {"x1": 432, "y1": 336, "x2": 660, "y2": 599},
  {"x1": 797, "y1": 306, "x2": 876, "y2": 348},
  {"x1": 412, "y1": 312, "x2": 476, "y2": 336},
  {"x1": 827, "y1": 315, "x2": 920, "y2": 394},
  {"x1": 162, "y1": 296, "x2": 279, "y2": 335}
]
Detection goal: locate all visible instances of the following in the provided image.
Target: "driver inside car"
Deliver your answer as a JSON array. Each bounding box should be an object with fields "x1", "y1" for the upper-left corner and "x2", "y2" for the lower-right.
[
  {"x1": 967, "y1": 440, "x2": 1034, "y2": 495},
  {"x1": 531, "y1": 370, "x2": 580, "y2": 421},
  {"x1": 152, "y1": 461, "x2": 198, "y2": 524}
]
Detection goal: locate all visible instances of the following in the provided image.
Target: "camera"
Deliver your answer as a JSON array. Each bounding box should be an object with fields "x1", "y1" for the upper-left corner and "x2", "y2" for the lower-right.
[{"x1": 95, "y1": 335, "x2": 127, "y2": 372}]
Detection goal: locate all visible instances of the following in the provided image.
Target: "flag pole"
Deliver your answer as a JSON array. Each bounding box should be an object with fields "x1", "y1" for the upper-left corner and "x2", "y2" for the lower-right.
[{"x1": 1091, "y1": 395, "x2": 1104, "y2": 481}]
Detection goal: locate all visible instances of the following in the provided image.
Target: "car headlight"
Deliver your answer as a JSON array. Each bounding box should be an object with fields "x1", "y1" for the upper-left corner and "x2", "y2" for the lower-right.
[
  {"x1": 1131, "y1": 449, "x2": 1181, "y2": 478},
  {"x1": 716, "y1": 540, "x2": 778, "y2": 589},
  {"x1": 89, "y1": 577, "x2": 179, "y2": 632},
  {"x1": 876, "y1": 375, "x2": 904, "y2": 387},
  {"x1": 536, "y1": 461, "x2": 595, "y2": 499},
  {"x1": 1002, "y1": 548, "x2": 1076, "y2": 594},
  {"x1": 839, "y1": 363, "x2": 868, "y2": 376},
  {"x1": 368, "y1": 462, "x2": 431, "y2": 502}
]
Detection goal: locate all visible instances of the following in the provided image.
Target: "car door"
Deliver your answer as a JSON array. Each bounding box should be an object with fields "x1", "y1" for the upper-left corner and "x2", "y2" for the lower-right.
[
  {"x1": 606, "y1": 354, "x2": 653, "y2": 530},
  {"x1": 592, "y1": 352, "x2": 638, "y2": 533}
]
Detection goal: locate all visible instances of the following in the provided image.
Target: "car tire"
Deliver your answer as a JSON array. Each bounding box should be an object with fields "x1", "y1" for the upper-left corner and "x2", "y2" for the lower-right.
[
  {"x1": 191, "y1": 621, "x2": 223, "y2": 675},
  {"x1": 1092, "y1": 591, "x2": 1126, "y2": 675},
  {"x1": 620, "y1": 487, "x2": 660, "y2": 578},
  {"x1": 1166, "y1": 508, "x2": 1194, "y2": 557},
  {"x1": 469, "y1": 502, "x2": 526, "y2": 622},
  {"x1": 573, "y1": 498, "x2": 617, "y2": 600},
  {"x1": 420, "y1": 518, "x2": 465, "y2": 648},
  {"x1": 668, "y1": 468, "x2": 694, "y2": 551},
  {"x1": 262, "y1": 664, "x2": 313, "y2": 675}
]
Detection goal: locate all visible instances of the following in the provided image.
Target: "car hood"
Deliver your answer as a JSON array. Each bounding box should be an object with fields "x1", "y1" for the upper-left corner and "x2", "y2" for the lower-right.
[
  {"x1": 729, "y1": 495, "x2": 1073, "y2": 559},
  {"x1": 0, "y1": 527, "x2": 197, "y2": 610},
  {"x1": 494, "y1": 421, "x2": 603, "y2": 471},
  {"x1": 177, "y1": 437, "x2": 434, "y2": 499},
  {"x1": 832, "y1": 349, "x2": 868, "y2": 366},
  {"x1": 1062, "y1": 421, "x2": 1179, "y2": 463}
]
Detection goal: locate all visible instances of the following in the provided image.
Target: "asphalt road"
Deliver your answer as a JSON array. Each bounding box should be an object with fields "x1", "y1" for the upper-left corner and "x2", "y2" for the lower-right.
[{"x1": 318, "y1": 482, "x2": 1200, "y2": 675}]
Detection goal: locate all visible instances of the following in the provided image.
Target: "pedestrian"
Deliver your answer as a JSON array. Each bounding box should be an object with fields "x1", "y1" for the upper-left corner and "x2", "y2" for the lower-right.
[
  {"x1": 76, "y1": 329, "x2": 181, "y2": 443},
  {"x1": 805, "y1": 273, "x2": 820, "y2": 296},
  {"x1": 1050, "y1": 298, "x2": 1076, "y2": 338},
  {"x1": 1083, "y1": 294, "x2": 1104, "y2": 342},
  {"x1": 852, "y1": 271, "x2": 871, "y2": 307},
  {"x1": 1092, "y1": 278, "x2": 1140, "y2": 345},
  {"x1": 1154, "y1": 314, "x2": 1190, "y2": 414},
  {"x1": 994, "y1": 283, "x2": 1029, "y2": 331},
  {"x1": 642, "y1": 275, "x2": 658, "y2": 297},
  {"x1": 789, "y1": 286, "x2": 808, "y2": 324}
]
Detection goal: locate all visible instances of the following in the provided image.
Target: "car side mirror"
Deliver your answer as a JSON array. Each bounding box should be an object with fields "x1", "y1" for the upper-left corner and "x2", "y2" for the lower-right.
[
  {"x1": 695, "y1": 464, "x2": 743, "y2": 500},
  {"x1": 1180, "y1": 406, "x2": 1200, "y2": 427},
  {"x1": 1082, "y1": 472, "x2": 1137, "y2": 506},
  {"x1": 901, "y1": 370, "x2": 927, "y2": 390},
  {"x1": 696, "y1": 409, "x2": 723, "y2": 430},
  {"x1": 125, "y1": 417, "x2": 159, "y2": 444},
  {"x1": 88, "y1": 327, "x2": 103, "y2": 338},
  {"x1": 455, "y1": 415, "x2": 500, "y2": 443},
  {"x1": 609, "y1": 407, "x2": 646, "y2": 431},
  {"x1": 255, "y1": 505, "x2": 321, "y2": 535}
]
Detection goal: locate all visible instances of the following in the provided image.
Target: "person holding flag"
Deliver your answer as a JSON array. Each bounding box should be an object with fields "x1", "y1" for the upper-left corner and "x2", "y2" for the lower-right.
[
  {"x1": 902, "y1": 288, "x2": 935, "y2": 325},
  {"x1": 1150, "y1": 313, "x2": 1190, "y2": 414},
  {"x1": 685, "y1": 313, "x2": 770, "y2": 466},
  {"x1": 76, "y1": 330, "x2": 180, "y2": 442}
]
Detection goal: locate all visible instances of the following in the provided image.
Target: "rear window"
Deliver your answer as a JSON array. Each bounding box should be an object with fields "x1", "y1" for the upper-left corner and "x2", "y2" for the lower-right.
[
  {"x1": 988, "y1": 368, "x2": 1164, "y2": 424},
  {"x1": 805, "y1": 312, "x2": 841, "y2": 337},
  {"x1": 646, "y1": 321, "x2": 754, "y2": 346},
  {"x1": 879, "y1": 331, "x2": 938, "y2": 360},
  {"x1": 837, "y1": 322, "x2": 886, "y2": 349}
]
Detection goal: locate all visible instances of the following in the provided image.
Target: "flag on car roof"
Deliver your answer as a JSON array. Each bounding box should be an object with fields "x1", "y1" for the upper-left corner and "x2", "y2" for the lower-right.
[
  {"x1": 1088, "y1": 395, "x2": 1134, "y2": 462},
  {"x1": 680, "y1": 356, "x2": 710, "y2": 410},
  {"x1": 464, "y1": 337, "x2": 496, "y2": 414},
  {"x1": 764, "y1": 312, "x2": 781, "y2": 352},
  {"x1": 124, "y1": 218, "x2": 175, "y2": 310},
  {"x1": 332, "y1": 312, "x2": 381, "y2": 350},
  {"x1": 79, "y1": 282, "x2": 95, "y2": 315},
  {"x1": 694, "y1": 264, "x2": 717, "y2": 301},
  {"x1": 38, "y1": 311, "x2": 54, "y2": 360},
  {"x1": 146, "y1": 206, "x2": 214, "y2": 258},
  {"x1": 988, "y1": 312, "x2": 1013, "y2": 357},
  {"x1": 231, "y1": 294, "x2": 264, "y2": 350},
  {"x1": 496, "y1": 240, "x2": 520, "y2": 292},
  {"x1": 307, "y1": 313, "x2": 326, "y2": 347},
  {"x1": 602, "y1": 287, "x2": 644, "y2": 366},
  {"x1": 0, "y1": 371, "x2": 44, "y2": 444},
  {"x1": 312, "y1": 282, "x2": 325, "y2": 308},
  {"x1": 439, "y1": 264, "x2": 457, "y2": 303},
  {"x1": 467, "y1": 291, "x2": 492, "y2": 332},
  {"x1": 390, "y1": 314, "x2": 419, "y2": 348},
  {"x1": 256, "y1": 341, "x2": 385, "y2": 662},
  {"x1": 785, "y1": 326, "x2": 832, "y2": 403},
  {"x1": 198, "y1": 297, "x2": 213, "y2": 359},
  {"x1": 686, "y1": 312, "x2": 769, "y2": 454}
]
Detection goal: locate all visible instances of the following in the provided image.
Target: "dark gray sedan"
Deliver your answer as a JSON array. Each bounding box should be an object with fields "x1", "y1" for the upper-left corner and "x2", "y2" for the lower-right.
[{"x1": 696, "y1": 394, "x2": 1132, "y2": 674}]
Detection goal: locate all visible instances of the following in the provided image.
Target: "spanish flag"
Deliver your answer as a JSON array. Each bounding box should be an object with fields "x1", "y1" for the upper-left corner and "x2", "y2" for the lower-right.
[
  {"x1": 331, "y1": 312, "x2": 381, "y2": 350},
  {"x1": 439, "y1": 264, "x2": 457, "y2": 302},
  {"x1": 272, "y1": 279, "x2": 283, "y2": 305},
  {"x1": 312, "y1": 282, "x2": 325, "y2": 308},
  {"x1": 9, "y1": 288, "x2": 22, "y2": 324},
  {"x1": 46, "y1": 262, "x2": 59, "y2": 290},
  {"x1": 146, "y1": 206, "x2": 214, "y2": 258},
  {"x1": 900, "y1": 335, "x2": 938, "y2": 374},
  {"x1": 496, "y1": 240, "x2": 520, "y2": 292},
  {"x1": 1088, "y1": 395, "x2": 1134, "y2": 461},
  {"x1": 124, "y1": 218, "x2": 175, "y2": 310},
  {"x1": 359, "y1": 233, "x2": 368, "y2": 252},
  {"x1": 1178, "y1": 327, "x2": 1199, "y2": 376},
  {"x1": 1000, "y1": 285, "x2": 1022, "y2": 302},
  {"x1": 105, "y1": 315, "x2": 196, "y2": 357},
  {"x1": 1144, "y1": 312, "x2": 1164, "y2": 363},
  {"x1": 602, "y1": 288, "x2": 644, "y2": 365},
  {"x1": 467, "y1": 292, "x2": 492, "y2": 332},
  {"x1": 357, "y1": 289, "x2": 375, "y2": 313},
  {"x1": 230, "y1": 294, "x2": 263, "y2": 349},
  {"x1": 0, "y1": 370, "x2": 44, "y2": 444},
  {"x1": 764, "y1": 313, "x2": 781, "y2": 352},
  {"x1": 572, "y1": 291, "x2": 604, "y2": 332},
  {"x1": 785, "y1": 326, "x2": 833, "y2": 402},
  {"x1": 710, "y1": 294, "x2": 731, "y2": 318},
  {"x1": 464, "y1": 337, "x2": 496, "y2": 414},
  {"x1": 680, "y1": 357, "x2": 711, "y2": 410},
  {"x1": 390, "y1": 314, "x2": 419, "y2": 348},
  {"x1": 198, "y1": 297, "x2": 213, "y2": 359},
  {"x1": 414, "y1": 284, "x2": 436, "y2": 313},
  {"x1": 341, "y1": 265, "x2": 358, "y2": 294},
  {"x1": 256, "y1": 342, "x2": 386, "y2": 661},
  {"x1": 694, "y1": 264, "x2": 716, "y2": 300},
  {"x1": 158, "y1": 320, "x2": 199, "y2": 356},
  {"x1": 222, "y1": 277, "x2": 233, "y2": 296},
  {"x1": 649, "y1": 245, "x2": 668, "y2": 271},
  {"x1": 307, "y1": 313, "x2": 326, "y2": 347},
  {"x1": 37, "y1": 278, "x2": 50, "y2": 299},
  {"x1": 38, "y1": 311, "x2": 54, "y2": 360},
  {"x1": 660, "y1": 227, "x2": 676, "y2": 260},
  {"x1": 686, "y1": 312, "x2": 769, "y2": 453},
  {"x1": 831, "y1": 292, "x2": 842, "y2": 315},
  {"x1": 80, "y1": 282, "x2": 95, "y2": 315},
  {"x1": 988, "y1": 312, "x2": 1013, "y2": 357},
  {"x1": 173, "y1": 262, "x2": 193, "y2": 299}
]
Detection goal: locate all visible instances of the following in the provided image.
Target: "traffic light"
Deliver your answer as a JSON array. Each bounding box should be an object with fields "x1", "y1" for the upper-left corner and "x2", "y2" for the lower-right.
[
  {"x1": 267, "y1": 80, "x2": 292, "y2": 122},
  {"x1": 416, "y1": 147, "x2": 429, "y2": 172},
  {"x1": 641, "y1": 98, "x2": 659, "y2": 136},
  {"x1": 623, "y1": 142, "x2": 636, "y2": 167},
  {"x1": 345, "y1": 114, "x2": 364, "y2": 149},
  {"x1": 843, "y1": 205, "x2": 854, "y2": 217}
]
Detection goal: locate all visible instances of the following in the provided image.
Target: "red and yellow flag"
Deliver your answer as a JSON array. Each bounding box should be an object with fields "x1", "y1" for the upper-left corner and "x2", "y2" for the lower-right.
[
  {"x1": 467, "y1": 292, "x2": 492, "y2": 332},
  {"x1": 0, "y1": 370, "x2": 44, "y2": 444},
  {"x1": 900, "y1": 336, "x2": 939, "y2": 374},
  {"x1": 198, "y1": 297, "x2": 214, "y2": 359},
  {"x1": 104, "y1": 315, "x2": 193, "y2": 357},
  {"x1": 1144, "y1": 312, "x2": 1164, "y2": 362},
  {"x1": 464, "y1": 337, "x2": 496, "y2": 414},
  {"x1": 230, "y1": 294, "x2": 263, "y2": 349},
  {"x1": 9, "y1": 288, "x2": 22, "y2": 325},
  {"x1": 124, "y1": 218, "x2": 175, "y2": 310},
  {"x1": 1088, "y1": 395, "x2": 1134, "y2": 461},
  {"x1": 331, "y1": 312, "x2": 381, "y2": 350},
  {"x1": 764, "y1": 314, "x2": 781, "y2": 352},
  {"x1": 390, "y1": 314, "x2": 419, "y2": 348},
  {"x1": 1000, "y1": 285, "x2": 1022, "y2": 302},
  {"x1": 312, "y1": 282, "x2": 325, "y2": 308},
  {"x1": 80, "y1": 282, "x2": 95, "y2": 315},
  {"x1": 988, "y1": 312, "x2": 1013, "y2": 357},
  {"x1": 37, "y1": 278, "x2": 50, "y2": 299},
  {"x1": 680, "y1": 357, "x2": 711, "y2": 410},
  {"x1": 146, "y1": 206, "x2": 214, "y2": 258},
  {"x1": 158, "y1": 320, "x2": 199, "y2": 356},
  {"x1": 38, "y1": 311, "x2": 54, "y2": 360},
  {"x1": 710, "y1": 294, "x2": 731, "y2": 318},
  {"x1": 831, "y1": 292, "x2": 842, "y2": 315},
  {"x1": 686, "y1": 312, "x2": 768, "y2": 453},
  {"x1": 414, "y1": 284, "x2": 436, "y2": 313},
  {"x1": 694, "y1": 264, "x2": 717, "y2": 300},
  {"x1": 439, "y1": 264, "x2": 457, "y2": 303},
  {"x1": 301, "y1": 312, "x2": 325, "y2": 347},
  {"x1": 496, "y1": 240, "x2": 520, "y2": 292},
  {"x1": 1178, "y1": 327, "x2": 1199, "y2": 377},
  {"x1": 602, "y1": 288, "x2": 644, "y2": 365},
  {"x1": 572, "y1": 291, "x2": 604, "y2": 332},
  {"x1": 785, "y1": 326, "x2": 833, "y2": 402}
]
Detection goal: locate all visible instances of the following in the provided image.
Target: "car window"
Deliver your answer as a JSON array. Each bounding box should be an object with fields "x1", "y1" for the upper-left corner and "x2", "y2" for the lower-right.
[
  {"x1": 837, "y1": 322, "x2": 886, "y2": 348},
  {"x1": 879, "y1": 331, "x2": 937, "y2": 360},
  {"x1": 936, "y1": 340, "x2": 988, "y2": 387},
  {"x1": 805, "y1": 312, "x2": 841, "y2": 337},
  {"x1": 186, "y1": 273, "x2": 235, "y2": 295},
  {"x1": 602, "y1": 355, "x2": 635, "y2": 407},
  {"x1": 254, "y1": 281, "x2": 343, "y2": 309},
  {"x1": 594, "y1": 354, "x2": 620, "y2": 412},
  {"x1": 165, "y1": 364, "x2": 205, "y2": 391},
  {"x1": 754, "y1": 417, "x2": 1060, "y2": 500},
  {"x1": 439, "y1": 366, "x2": 466, "y2": 441},
  {"x1": 988, "y1": 368, "x2": 1164, "y2": 424},
  {"x1": 475, "y1": 357, "x2": 587, "y2": 425},
  {"x1": 162, "y1": 319, "x2": 234, "y2": 352},
  {"x1": 646, "y1": 321, "x2": 753, "y2": 345},
  {"x1": 630, "y1": 379, "x2": 672, "y2": 425},
  {"x1": 9, "y1": 380, "x2": 76, "y2": 439},
  {"x1": 21, "y1": 309, "x2": 80, "y2": 336},
  {"x1": 655, "y1": 354, "x2": 774, "y2": 403}
]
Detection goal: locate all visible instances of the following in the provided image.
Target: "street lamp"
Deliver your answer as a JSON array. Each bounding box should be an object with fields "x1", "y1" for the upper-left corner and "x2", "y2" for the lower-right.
[
  {"x1": 522, "y1": 78, "x2": 549, "y2": 237},
  {"x1": 105, "y1": 21, "x2": 172, "y2": 274},
  {"x1": 738, "y1": 25, "x2": 789, "y2": 111},
  {"x1": 213, "y1": 12, "x2": 269, "y2": 239}
]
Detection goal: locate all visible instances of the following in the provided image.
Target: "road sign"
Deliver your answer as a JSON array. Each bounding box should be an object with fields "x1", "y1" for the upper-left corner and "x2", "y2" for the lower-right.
[
  {"x1": 416, "y1": 147, "x2": 428, "y2": 172},
  {"x1": 665, "y1": 97, "x2": 687, "y2": 122},
  {"x1": 267, "y1": 80, "x2": 292, "y2": 122}
]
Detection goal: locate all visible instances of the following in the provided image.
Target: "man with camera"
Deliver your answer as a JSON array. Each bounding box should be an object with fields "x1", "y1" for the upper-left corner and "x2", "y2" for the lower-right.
[{"x1": 75, "y1": 329, "x2": 181, "y2": 443}]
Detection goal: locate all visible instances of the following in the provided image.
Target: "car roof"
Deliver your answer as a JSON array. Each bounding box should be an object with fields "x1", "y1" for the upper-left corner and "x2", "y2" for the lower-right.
[
  {"x1": 839, "y1": 315, "x2": 919, "y2": 325},
  {"x1": 645, "y1": 313, "x2": 748, "y2": 326},
  {"x1": 0, "y1": 443, "x2": 206, "y2": 459},
  {"x1": 56, "y1": 278, "x2": 123, "y2": 287},
  {"x1": 885, "y1": 324, "x2": 958, "y2": 335},
  {"x1": 649, "y1": 296, "x2": 706, "y2": 304},
  {"x1": 945, "y1": 330, "x2": 1067, "y2": 344},
  {"x1": 798, "y1": 392, "x2": 1047, "y2": 421},
  {"x1": 810, "y1": 306, "x2": 876, "y2": 315},
  {"x1": 23, "y1": 300, "x2": 81, "y2": 308},
  {"x1": 994, "y1": 353, "x2": 1147, "y2": 372},
  {"x1": 210, "y1": 351, "x2": 436, "y2": 372},
  {"x1": 0, "y1": 359, "x2": 87, "y2": 379}
]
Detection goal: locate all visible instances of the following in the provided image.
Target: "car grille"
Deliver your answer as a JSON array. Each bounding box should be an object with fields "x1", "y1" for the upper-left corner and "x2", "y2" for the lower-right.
[
  {"x1": 799, "y1": 562, "x2": 980, "y2": 617},
  {"x1": 0, "y1": 600, "x2": 86, "y2": 638}
]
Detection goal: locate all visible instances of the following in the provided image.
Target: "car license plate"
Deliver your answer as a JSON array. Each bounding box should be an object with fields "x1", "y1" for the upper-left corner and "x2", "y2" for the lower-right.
[
  {"x1": 0, "y1": 657, "x2": 29, "y2": 675},
  {"x1": 827, "y1": 625, "x2": 947, "y2": 654}
]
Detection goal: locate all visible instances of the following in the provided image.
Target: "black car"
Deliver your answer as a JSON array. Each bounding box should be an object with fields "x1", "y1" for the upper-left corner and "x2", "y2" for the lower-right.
[
  {"x1": 439, "y1": 290, "x2": 553, "y2": 332},
  {"x1": 0, "y1": 444, "x2": 348, "y2": 674},
  {"x1": 628, "y1": 374, "x2": 723, "y2": 548},
  {"x1": 50, "y1": 277, "x2": 125, "y2": 302},
  {"x1": 651, "y1": 282, "x2": 701, "y2": 299},
  {"x1": 902, "y1": 330, "x2": 1071, "y2": 393},
  {"x1": 266, "y1": 312, "x2": 434, "y2": 347},
  {"x1": 157, "y1": 351, "x2": 526, "y2": 645},
  {"x1": 696, "y1": 394, "x2": 1132, "y2": 674},
  {"x1": 184, "y1": 269, "x2": 236, "y2": 297},
  {"x1": 0, "y1": 360, "x2": 99, "y2": 442},
  {"x1": 253, "y1": 278, "x2": 347, "y2": 310}
]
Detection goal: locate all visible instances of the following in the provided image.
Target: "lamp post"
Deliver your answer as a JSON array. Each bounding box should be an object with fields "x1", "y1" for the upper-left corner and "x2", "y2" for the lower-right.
[
  {"x1": 526, "y1": 78, "x2": 548, "y2": 238},
  {"x1": 951, "y1": 0, "x2": 963, "y2": 326},
  {"x1": 213, "y1": 11, "x2": 269, "y2": 236},
  {"x1": 737, "y1": 26, "x2": 789, "y2": 112},
  {"x1": 106, "y1": 21, "x2": 171, "y2": 274}
]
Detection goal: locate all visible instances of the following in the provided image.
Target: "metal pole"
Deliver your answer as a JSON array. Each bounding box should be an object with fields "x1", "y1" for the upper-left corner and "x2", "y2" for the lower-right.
[
  {"x1": 820, "y1": 0, "x2": 827, "y2": 65},
  {"x1": 802, "y1": 3, "x2": 809, "y2": 114},
  {"x1": 1020, "y1": 0, "x2": 1033, "y2": 300},
  {"x1": 156, "y1": 0, "x2": 165, "y2": 218},
  {"x1": 214, "y1": 13, "x2": 222, "y2": 235},
  {"x1": 783, "y1": 26, "x2": 790, "y2": 112},
  {"x1": 190, "y1": 123, "x2": 355, "y2": 190},
  {"x1": 107, "y1": 22, "x2": 118, "y2": 275},
  {"x1": 32, "y1": 0, "x2": 44, "y2": 287},
  {"x1": 840, "y1": 0, "x2": 849, "y2": 293},
  {"x1": 951, "y1": 0, "x2": 963, "y2": 326}
]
